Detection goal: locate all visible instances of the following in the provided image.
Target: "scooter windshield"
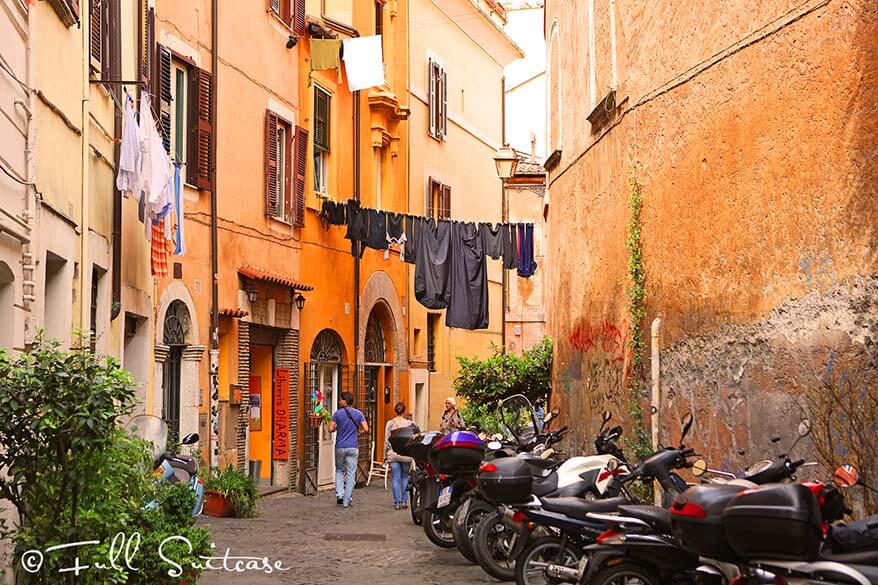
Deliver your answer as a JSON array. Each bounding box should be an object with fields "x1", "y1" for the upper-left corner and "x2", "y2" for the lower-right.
[
  {"x1": 125, "y1": 414, "x2": 169, "y2": 461},
  {"x1": 498, "y1": 394, "x2": 538, "y2": 446}
]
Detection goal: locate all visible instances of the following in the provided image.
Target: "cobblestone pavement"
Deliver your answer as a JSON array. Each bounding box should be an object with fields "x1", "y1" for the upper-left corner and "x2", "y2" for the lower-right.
[{"x1": 197, "y1": 485, "x2": 497, "y2": 585}]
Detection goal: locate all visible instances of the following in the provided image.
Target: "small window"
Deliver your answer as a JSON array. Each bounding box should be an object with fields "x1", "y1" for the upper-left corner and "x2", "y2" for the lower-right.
[
  {"x1": 413, "y1": 327, "x2": 422, "y2": 357},
  {"x1": 427, "y1": 313, "x2": 440, "y2": 372},
  {"x1": 428, "y1": 58, "x2": 447, "y2": 140},
  {"x1": 270, "y1": 0, "x2": 307, "y2": 37},
  {"x1": 375, "y1": 1, "x2": 384, "y2": 37},
  {"x1": 265, "y1": 111, "x2": 293, "y2": 221},
  {"x1": 90, "y1": 267, "x2": 100, "y2": 352},
  {"x1": 170, "y1": 62, "x2": 189, "y2": 166},
  {"x1": 314, "y1": 86, "x2": 331, "y2": 194},
  {"x1": 427, "y1": 178, "x2": 451, "y2": 220}
]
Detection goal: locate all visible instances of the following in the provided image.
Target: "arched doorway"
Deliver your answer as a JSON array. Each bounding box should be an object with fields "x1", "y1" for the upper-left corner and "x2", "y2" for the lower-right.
[
  {"x1": 310, "y1": 329, "x2": 345, "y2": 487},
  {"x1": 162, "y1": 300, "x2": 190, "y2": 438},
  {"x1": 362, "y1": 303, "x2": 392, "y2": 470}
]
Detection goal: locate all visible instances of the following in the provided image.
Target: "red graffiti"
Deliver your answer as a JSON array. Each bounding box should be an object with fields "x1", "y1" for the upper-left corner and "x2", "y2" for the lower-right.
[{"x1": 568, "y1": 320, "x2": 631, "y2": 364}]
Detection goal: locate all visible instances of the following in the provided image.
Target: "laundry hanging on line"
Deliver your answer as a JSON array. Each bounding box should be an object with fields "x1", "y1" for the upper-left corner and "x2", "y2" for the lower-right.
[
  {"x1": 342, "y1": 35, "x2": 385, "y2": 92},
  {"x1": 115, "y1": 93, "x2": 186, "y2": 268}
]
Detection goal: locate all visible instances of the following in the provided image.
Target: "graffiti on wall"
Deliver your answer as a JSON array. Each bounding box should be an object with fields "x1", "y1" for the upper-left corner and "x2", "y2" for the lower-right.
[{"x1": 799, "y1": 253, "x2": 835, "y2": 290}]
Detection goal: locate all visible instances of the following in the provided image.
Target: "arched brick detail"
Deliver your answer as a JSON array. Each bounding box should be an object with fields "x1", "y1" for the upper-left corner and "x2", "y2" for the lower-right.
[{"x1": 358, "y1": 271, "x2": 407, "y2": 400}]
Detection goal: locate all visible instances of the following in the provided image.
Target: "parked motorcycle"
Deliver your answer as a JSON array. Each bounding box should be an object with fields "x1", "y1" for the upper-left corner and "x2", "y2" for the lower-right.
[
  {"x1": 472, "y1": 407, "x2": 632, "y2": 581},
  {"x1": 125, "y1": 414, "x2": 204, "y2": 517}
]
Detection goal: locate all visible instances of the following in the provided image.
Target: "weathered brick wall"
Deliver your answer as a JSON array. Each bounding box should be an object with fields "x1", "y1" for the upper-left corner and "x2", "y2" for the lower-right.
[{"x1": 545, "y1": 0, "x2": 878, "y2": 466}]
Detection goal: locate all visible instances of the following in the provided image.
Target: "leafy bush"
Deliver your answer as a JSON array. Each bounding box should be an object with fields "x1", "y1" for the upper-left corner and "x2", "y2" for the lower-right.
[
  {"x1": 0, "y1": 336, "x2": 211, "y2": 584},
  {"x1": 205, "y1": 466, "x2": 261, "y2": 518},
  {"x1": 453, "y1": 337, "x2": 553, "y2": 426}
]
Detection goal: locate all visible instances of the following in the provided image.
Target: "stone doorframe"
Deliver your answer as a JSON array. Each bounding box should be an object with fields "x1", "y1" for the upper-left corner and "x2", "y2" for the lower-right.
[
  {"x1": 154, "y1": 282, "x2": 202, "y2": 442},
  {"x1": 358, "y1": 271, "x2": 408, "y2": 402}
]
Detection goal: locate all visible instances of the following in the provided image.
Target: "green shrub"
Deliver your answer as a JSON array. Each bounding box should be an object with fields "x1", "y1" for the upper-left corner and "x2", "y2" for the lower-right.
[
  {"x1": 0, "y1": 336, "x2": 211, "y2": 584},
  {"x1": 205, "y1": 466, "x2": 261, "y2": 518}
]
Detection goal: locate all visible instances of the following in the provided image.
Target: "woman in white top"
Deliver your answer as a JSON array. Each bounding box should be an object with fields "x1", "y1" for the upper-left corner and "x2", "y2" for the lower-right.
[{"x1": 384, "y1": 402, "x2": 414, "y2": 510}]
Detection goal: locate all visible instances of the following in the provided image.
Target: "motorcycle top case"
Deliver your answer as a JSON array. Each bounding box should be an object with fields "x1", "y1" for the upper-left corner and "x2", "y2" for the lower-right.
[
  {"x1": 723, "y1": 483, "x2": 822, "y2": 561},
  {"x1": 477, "y1": 457, "x2": 533, "y2": 504},
  {"x1": 428, "y1": 431, "x2": 486, "y2": 476},
  {"x1": 388, "y1": 424, "x2": 421, "y2": 457},
  {"x1": 671, "y1": 484, "x2": 744, "y2": 561},
  {"x1": 404, "y1": 431, "x2": 445, "y2": 464}
]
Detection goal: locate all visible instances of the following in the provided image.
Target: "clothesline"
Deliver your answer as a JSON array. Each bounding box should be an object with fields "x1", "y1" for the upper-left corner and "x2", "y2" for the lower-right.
[{"x1": 321, "y1": 198, "x2": 537, "y2": 331}]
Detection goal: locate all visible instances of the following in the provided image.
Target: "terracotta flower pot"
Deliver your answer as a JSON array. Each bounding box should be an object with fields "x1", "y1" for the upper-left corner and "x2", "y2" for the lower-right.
[{"x1": 203, "y1": 490, "x2": 234, "y2": 517}]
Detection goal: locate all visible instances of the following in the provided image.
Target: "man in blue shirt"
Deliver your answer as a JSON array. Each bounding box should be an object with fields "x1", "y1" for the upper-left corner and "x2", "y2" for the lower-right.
[{"x1": 329, "y1": 391, "x2": 368, "y2": 507}]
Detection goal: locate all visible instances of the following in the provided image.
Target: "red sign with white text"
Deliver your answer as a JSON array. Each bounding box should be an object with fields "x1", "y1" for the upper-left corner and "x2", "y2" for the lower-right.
[{"x1": 273, "y1": 368, "x2": 290, "y2": 460}]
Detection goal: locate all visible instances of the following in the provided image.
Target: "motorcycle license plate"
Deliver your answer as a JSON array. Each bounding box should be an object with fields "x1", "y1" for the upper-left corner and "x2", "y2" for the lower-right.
[
  {"x1": 577, "y1": 555, "x2": 589, "y2": 578},
  {"x1": 437, "y1": 486, "x2": 452, "y2": 508},
  {"x1": 456, "y1": 498, "x2": 470, "y2": 525}
]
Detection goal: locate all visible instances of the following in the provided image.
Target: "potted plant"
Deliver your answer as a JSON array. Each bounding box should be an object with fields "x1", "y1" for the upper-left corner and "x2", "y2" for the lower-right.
[{"x1": 203, "y1": 465, "x2": 261, "y2": 518}]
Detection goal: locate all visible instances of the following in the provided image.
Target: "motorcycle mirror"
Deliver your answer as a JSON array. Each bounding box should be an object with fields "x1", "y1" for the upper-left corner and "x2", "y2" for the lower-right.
[
  {"x1": 691, "y1": 459, "x2": 708, "y2": 477},
  {"x1": 181, "y1": 433, "x2": 199, "y2": 445},
  {"x1": 833, "y1": 464, "x2": 860, "y2": 488},
  {"x1": 551, "y1": 406, "x2": 560, "y2": 418},
  {"x1": 680, "y1": 412, "x2": 694, "y2": 444},
  {"x1": 486, "y1": 441, "x2": 503, "y2": 450},
  {"x1": 797, "y1": 419, "x2": 812, "y2": 437},
  {"x1": 543, "y1": 411, "x2": 555, "y2": 425},
  {"x1": 601, "y1": 410, "x2": 612, "y2": 423}
]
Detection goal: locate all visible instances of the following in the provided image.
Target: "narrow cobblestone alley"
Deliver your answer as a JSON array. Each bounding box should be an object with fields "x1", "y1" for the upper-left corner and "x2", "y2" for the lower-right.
[{"x1": 198, "y1": 486, "x2": 494, "y2": 585}]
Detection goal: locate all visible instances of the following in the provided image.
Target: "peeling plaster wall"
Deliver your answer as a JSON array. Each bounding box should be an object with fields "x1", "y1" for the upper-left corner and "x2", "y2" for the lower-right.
[{"x1": 545, "y1": 0, "x2": 878, "y2": 457}]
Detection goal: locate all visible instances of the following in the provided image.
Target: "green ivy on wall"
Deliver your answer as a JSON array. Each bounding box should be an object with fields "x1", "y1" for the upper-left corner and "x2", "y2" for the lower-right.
[{"x1": 624, "y1": 164, "x2": 653, "y2": 464}]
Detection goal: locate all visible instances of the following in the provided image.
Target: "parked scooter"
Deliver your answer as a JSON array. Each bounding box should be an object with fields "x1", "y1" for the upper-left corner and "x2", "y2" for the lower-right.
[
  {"x1": 126, "y1": 414, "x2": 204, "y2": 517},
  {"x1": 511, "y1": 412, "x2": 697, "y2": 585},
  {"x1": 472, "y1": 407, "x2": 632, "y2": 582}
]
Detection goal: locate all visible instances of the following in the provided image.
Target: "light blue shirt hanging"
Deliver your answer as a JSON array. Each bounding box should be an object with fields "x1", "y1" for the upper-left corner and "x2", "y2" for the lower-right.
[{"x1": 173, "y1": 162, "x2": 186, "y2": 256}]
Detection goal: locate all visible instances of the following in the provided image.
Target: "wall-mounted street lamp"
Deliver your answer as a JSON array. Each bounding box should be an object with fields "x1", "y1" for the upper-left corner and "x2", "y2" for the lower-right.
[
  {"x1": 493, "y1": 144, "x2": 519, "y2": 181},
  {"x1": 294, "y1": 293, "x2": 307, "y2": 312},
  {"x1": 246, "y1": 287, "x2": 259, "y2": 303},
  {"x1": 493, "y1": 144, "x2": 518, "y2": 353}
]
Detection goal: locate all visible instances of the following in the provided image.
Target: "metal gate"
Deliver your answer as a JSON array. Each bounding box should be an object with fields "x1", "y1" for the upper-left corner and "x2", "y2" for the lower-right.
[{"x1": 302, "y1": 364, "x2": 376, "y2": 494}]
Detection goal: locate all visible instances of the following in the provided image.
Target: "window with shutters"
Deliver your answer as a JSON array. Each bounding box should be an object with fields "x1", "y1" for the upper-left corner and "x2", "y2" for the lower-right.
[
  {"x1": 88, "y1": 0, "x2": 116, "y2": 78},
  {"x1": 427, "y1": 58, "x2": 447, "y2": 141},
  {"x1": 153, "y1": 45, "x2": 213, "y2": 190},
  {"x1": 313, "y1": 86, "x2": 331, "y2": 194},
  {"x1": 269, "y1": 0, "x2": 307, "y2": 36},
  {"x1": 427, "y1": 178, "x2": 451, "y2": 220},
  {"x1": 265, "y1": 111, "x2": 294, "y2": 223}
]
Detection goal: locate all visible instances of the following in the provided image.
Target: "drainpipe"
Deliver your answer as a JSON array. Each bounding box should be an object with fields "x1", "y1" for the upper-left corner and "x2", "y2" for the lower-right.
[
  {"x1": 500, "y1": 74, "x2": 507, "y2": 352},
  {"x1": 19, "y1": 0, "x2": 36, "y2": 312},
  {"x1": 353, "y1": 90, "x2": 360, "y2": 379},
  {"x1": 110, "y1": 0, "x2": 122, "y2": 321},
  {"x1": 209, "y1": 0, "x2": 220, "y2": 471},
  {"x1": 80, "y1": 0, "x2": 92, "y2": 333},
  {"x1": 651, "y1": 317, "x2": 662, "y2": 506}
]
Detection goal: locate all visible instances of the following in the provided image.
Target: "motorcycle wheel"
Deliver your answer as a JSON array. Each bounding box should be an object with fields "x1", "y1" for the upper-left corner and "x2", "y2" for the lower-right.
[
  {"x1": 409, "y1": 484, "x2": 423, "y2": 526},
  {"x1": 452, "y1": 497, "x2": 495, "y2": 564},
  {"x1": 422, "y1": 509, "x2": 457, "y2": 548},
  {"x1": 473, "y1": 511, "x2": 518, "y2": 581},
  {"x1": 589, "y1": 563, "x2": 660, "y2": 585},
  {"x1": 514, "y1": 536, "x2": 582, "y2": 585}
]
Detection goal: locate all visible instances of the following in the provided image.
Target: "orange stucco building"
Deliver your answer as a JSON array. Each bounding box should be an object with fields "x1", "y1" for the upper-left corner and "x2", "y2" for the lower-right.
[{"x1": 149, "y1": 0, "x2": 412, "y2": 492}]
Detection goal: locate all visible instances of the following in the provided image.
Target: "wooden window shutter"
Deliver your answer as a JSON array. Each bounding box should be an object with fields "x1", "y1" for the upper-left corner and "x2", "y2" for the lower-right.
[
  {"x1": 89, "y1": 0, "x2": 102, "y2": 67},
  {"x1": 187, "y1": 68, "x2": 213, "y2": 191},
  {"x1": 141, "y1": 6, "x2": 154, "y2": 84},
  {"x1": 265, "y1": 111, "x2": 280, "y2": 218},
  {"x1": 293, "y1": 125, "x2": 308, "y2": 227},
  {"x1": 441, "y1": 69, "x2": 448, "y2": 139},
  {"x1": 153, "y1": 44, "x2": 173, "y2": 155},
  {"x1": 428, "y1": 59, "x2": 436, "y2": 138},
  {"x1": 440, "y1": 184, "x2": 451, "y2": 219},
  {"x1": 427, "y1": 178, "x2": 439, "y2": 218},
  {"x1": 67, "y1": 0, "x2": 80, "y2": 19},
  {"x1": 270, "y1": 0, "x2": 280, "y2": 15},
  {"x1": 314, "y1": 89, "x2": 330, "y2": 152},
  {"x1": 293, "y1": 0, "x2": 306, "y2": 36}
]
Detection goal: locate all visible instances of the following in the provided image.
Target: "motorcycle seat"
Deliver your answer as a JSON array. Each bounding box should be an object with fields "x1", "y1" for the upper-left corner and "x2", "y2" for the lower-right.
[
  {"x1": 540, "y1": 496, "x2": 628, "y2": 520},
  {"x1": 820, "y1": 550, "x2": 878, "y2": 566},
  {"x1": 617, "y1": 505, "x2": 672, "y2": 533},
  {"x1": 532, "y1": 474, "x2": 559, "y2": 497},
  {"x1": 165, "y1": 453, "x2": 198, "y2": 475}
]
